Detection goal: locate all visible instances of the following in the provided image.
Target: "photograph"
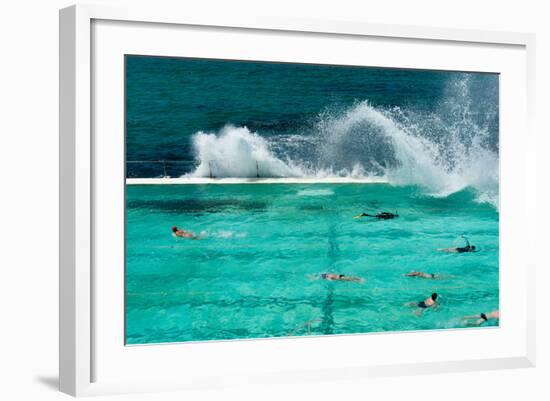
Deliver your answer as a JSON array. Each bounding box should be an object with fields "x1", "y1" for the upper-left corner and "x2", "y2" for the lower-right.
[{"x1": 124, "y1": 55, "x2": 500, "y2": 345}]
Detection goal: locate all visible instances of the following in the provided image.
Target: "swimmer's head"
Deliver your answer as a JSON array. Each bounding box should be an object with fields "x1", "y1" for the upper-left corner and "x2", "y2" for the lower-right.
[
  {"x1": 431, "y1": 293, "x2": 438, "y2": 300},
  {"x1": 171, "y1": 226, "x2": 178, "y2": 232},
  {"x1": 339, "y1": 274, "x2": 345, "y2": 278},
  {"x1": 471, "y1": 246, "x2": 476, "y2": 250}
]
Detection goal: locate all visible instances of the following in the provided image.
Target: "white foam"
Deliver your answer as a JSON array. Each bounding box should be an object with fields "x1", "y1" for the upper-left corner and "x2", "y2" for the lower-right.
[
  {"x1": 201, "y1": 230, "x2": 247, "y2": 239},
  {"x1": 188, "y1": 126, "x2": 305, "y2": 178},
  {"x1": 297, "y1": 189, "x2": 335, "y2": 196}
]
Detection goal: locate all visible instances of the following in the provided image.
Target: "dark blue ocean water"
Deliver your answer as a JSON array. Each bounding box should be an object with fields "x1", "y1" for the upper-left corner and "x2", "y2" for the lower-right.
[{"x1": 125, "y1": 56, "x2": 498, "y2": 178}]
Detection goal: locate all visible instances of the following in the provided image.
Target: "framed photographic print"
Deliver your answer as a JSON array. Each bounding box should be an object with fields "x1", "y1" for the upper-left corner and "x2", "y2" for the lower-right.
[{"x1": 60, "y1": 4, "x2": 536, "y2": 396}]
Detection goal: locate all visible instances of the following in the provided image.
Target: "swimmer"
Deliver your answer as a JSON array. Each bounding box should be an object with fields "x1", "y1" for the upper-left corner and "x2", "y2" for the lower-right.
[
  {"x1": 354, "y1": 211, "x2": 399, "y2": 220},
  {"x1": 320, "y1": 273, "x2": 364, "y2": 283},
  {"x1": 406, "y1": 271, "x2": 437, "y2": 279},
  {"x1": 407, "y1": 293, "x2": 438, "y2": 315},
  {"x1": 171, "y1": 226, "x2": 199, "y2": 239},
  {"x1": 439, "y1": 236, "x2": 477, "y2": 253},
  {"x1": 462, "y1": 310, "x2": 500, "y2": 326}
]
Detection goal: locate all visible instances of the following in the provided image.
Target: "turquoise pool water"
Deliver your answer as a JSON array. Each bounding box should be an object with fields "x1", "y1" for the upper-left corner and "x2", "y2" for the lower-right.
[{"x1": 125, "y1": 183, "x2": 499, "y2": 344}]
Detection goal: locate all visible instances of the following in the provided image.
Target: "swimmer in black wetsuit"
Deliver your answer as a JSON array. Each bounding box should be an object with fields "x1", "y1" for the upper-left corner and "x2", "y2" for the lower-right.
[
  {"x1": 439, "y1": 236, "x2": 477, "y2": 253},
  {"x1": 407, "y1": 293, "x2": 438, "y2": 315},
  {"x1": 354, "y1": 211, "x2": 399, "y2": 220},
  {"x1": 417, "y1": 293, "x2": 438, "y2": 309}
]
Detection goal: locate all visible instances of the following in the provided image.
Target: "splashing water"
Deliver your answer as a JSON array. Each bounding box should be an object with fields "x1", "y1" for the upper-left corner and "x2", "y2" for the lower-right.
[
  {"x1": 187, "y1": 77, "x2": 498, "y2": 208},
  {"x1": 315, "y1": 101, "x2": 499, "y2": 204},
  {"x1": 190, "y1": 125, "x2": 305, "y2": 178}
]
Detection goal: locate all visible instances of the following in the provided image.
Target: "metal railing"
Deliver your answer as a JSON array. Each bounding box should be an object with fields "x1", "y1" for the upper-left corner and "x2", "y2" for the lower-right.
[{"x1": 126, "y1": 160, "x2": 192, "y2": 178}]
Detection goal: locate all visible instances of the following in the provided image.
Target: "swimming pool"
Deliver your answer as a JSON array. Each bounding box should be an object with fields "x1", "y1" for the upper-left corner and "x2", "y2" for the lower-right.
[{"x1": 125, "y1": 183, "x2": 499, "y2": 344}]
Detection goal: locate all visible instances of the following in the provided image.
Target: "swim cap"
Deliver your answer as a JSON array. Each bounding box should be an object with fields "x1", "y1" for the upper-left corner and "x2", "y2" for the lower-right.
[{"x1": 171, "y1": 226, "x2": 178, "y2": 231}]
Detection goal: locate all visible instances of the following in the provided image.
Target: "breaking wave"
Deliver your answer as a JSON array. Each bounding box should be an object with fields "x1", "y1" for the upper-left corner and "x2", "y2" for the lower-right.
[{"x1": 186, "y1": 76, "x2": 499, "y2": 208}]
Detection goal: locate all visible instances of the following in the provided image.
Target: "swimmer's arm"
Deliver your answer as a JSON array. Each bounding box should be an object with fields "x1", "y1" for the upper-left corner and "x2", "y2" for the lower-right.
[
  {"x1": 463, "y1": 315, "x2": 477, "y2": 319},
  {"x1": 462, "y1": 315, "x2": 487, "y2": 325}
]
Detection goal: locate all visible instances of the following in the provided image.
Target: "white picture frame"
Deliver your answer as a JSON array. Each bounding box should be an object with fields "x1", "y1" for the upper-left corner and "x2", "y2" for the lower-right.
[{"x1": 59, "y1": 4, "x2": 536, "y2": 397}]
